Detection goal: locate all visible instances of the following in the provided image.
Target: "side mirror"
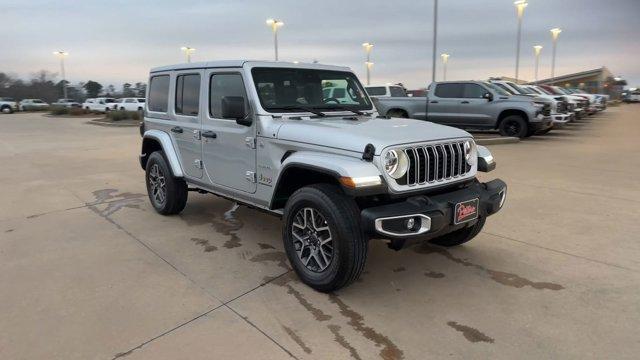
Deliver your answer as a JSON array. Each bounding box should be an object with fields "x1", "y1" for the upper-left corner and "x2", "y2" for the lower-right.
[
  {"x1": 483, "y1": 92, "x2": 494, "y2": 101},
  {"x1": 221, "y1": 96, "x2": 251, "y2": 126}
]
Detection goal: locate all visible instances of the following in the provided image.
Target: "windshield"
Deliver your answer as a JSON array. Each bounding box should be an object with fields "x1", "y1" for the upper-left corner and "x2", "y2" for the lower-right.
[
  {"x1": 251, "y1": 67, "x2": 372, "y2": 113},
  {"x1": 511, "y1": 83, "x2": 533, "y2": 94},
  {"x1": 483, "y1": 82, "x2": 511, "y2": 96}
]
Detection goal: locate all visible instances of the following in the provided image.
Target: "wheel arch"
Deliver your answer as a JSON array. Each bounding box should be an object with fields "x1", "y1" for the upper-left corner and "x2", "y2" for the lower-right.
[
  {"x1": 386, "y1": 108, "x2": 409, "y2": 118},
  {"x1": 496, "y1": 109, "x2": 529, "y2": 129},
  {"x1": 140, "y1": 130, "x2": 184, "y2": 177}
]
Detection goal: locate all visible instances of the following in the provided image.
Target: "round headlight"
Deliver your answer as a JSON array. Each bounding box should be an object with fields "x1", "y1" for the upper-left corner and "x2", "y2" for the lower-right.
[
  {"x1": 384, "y1": 150, "x2": 409, "y2": 179},
  {"x1": 464, "y1": 140, "x2": 477, "y2": 165}
]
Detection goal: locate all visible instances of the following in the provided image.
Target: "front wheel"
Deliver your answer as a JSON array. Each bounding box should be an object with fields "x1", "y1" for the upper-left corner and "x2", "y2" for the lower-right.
[
  {"x1": 498, "y1": 115, "x2": 528, "y2": 138},
  {"x1": 429, "y1": 217, "x2": 486, "y2": 247},
  {"x1": 283, "y1": 184, "x2": 367, "y2": 292},
  {"x1": 145, "y1": 151, "x2": 188, "y2": 215}
]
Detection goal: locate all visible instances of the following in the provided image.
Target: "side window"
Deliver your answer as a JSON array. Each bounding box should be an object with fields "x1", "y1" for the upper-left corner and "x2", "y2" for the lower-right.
[
  {"x1": 434, "y1": 83, "x2": 463, "y2": 98},
  {"x1": 463, "y1": 84, "x2": 486, "y2": 98},
  {"x1": 175, "y1": 74, "x2": 201, "y2": 116},
  {"x1": 365, "y1": 87, "x2": 387, "y2": 96},
  {"x1": 148, "y1": 75, "x2": 170, "y2": 112},
  {"x1": 209, "y1": 73, "x2": 247, "y2": 118}
]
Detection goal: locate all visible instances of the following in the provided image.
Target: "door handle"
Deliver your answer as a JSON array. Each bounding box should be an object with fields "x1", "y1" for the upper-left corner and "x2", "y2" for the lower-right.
[
  {"x1": 461, "y1": 101, "x2": 470, "y2": 104},
  {"x1": 430, "y1": 101, "x2": 439, "y2": 103},
  {"x1": 202, "y1": 131, "x2": 217, "y2": 139},
  {"x1": 170, "y1": 126, "x2": 183, "y2": 133}
]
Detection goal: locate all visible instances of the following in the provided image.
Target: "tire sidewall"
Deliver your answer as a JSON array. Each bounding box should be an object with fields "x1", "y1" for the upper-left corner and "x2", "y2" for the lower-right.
[
  {"x1": 145, "y1": 151, "x2": 177, "y2": 213},
  {"x1": 500, "y1": 115, "x2": 527, "y2": 138}
]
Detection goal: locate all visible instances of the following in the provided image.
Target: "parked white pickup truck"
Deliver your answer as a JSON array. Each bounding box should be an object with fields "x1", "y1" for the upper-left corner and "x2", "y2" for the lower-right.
[{"x1": 0, "y1": 97, "x2": 19, "y2": 114}]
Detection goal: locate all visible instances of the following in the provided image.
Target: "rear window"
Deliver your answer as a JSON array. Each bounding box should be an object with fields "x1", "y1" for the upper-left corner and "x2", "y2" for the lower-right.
[
  {"x1": 434, "y1": 83, "x2": 463, "y2": 98},
  {"x1": 148, "y1": 75, "x2": 170, "y2": 112},
  {"x1": 389, "y1": 86, "x2": 407, "y2": 97},
  {"x1": 366, "y1": 87, "x2": 386, "y2": 96}
]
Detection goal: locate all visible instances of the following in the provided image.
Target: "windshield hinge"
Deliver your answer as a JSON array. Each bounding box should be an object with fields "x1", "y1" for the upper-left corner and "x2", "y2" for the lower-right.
[
  {"x1": 245, "y1": 171, "x2": 256, "y2": 183},
  {"x1": 245, "y1": 136, "x2": 256, "y2": 149}
]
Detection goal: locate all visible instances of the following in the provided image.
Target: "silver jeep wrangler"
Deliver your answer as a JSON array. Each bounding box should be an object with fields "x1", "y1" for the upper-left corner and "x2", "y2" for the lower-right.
[{"x1": 139, "y1": 60, "x2": 507, "y2": 292}]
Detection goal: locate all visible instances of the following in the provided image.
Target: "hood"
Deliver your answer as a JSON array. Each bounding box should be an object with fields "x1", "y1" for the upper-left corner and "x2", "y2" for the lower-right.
[{"x1": 277, "y1": 115, "x2": 471, "y2": 155}]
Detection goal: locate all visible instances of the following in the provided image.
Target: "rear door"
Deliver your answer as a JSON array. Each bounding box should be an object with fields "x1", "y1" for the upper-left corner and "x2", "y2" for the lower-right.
[
  {"x1": 428, "y1": 83, "x2": 463, "y2": 125},
  {"x1": 201, "y1": 69, "x2": 257, "y2": 193},
  {"x1": 172, "y1": 71, "x2": 204, "y2": 179},
  {"x1": 458, "y1": 83, "x2": 493, "y2": 127}
]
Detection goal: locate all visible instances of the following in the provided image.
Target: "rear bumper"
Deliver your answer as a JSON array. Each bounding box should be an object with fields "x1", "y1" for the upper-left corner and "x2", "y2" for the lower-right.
[{"x1": 361, "y1": 179, "x2": 506, "y2": 248}]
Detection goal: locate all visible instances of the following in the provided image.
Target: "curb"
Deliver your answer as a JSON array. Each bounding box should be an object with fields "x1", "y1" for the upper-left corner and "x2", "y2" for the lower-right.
[
  {"x1": 86, "y1": 119, "x2": 140, "y2": 127},
  {"x1": 475, "y1": 136, "x2": 519, "y2": 145}
]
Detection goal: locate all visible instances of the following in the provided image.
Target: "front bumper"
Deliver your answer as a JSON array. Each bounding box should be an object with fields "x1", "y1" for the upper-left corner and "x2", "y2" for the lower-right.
[
  {"x1": 551, "y1": 113, "x2": 571, "y2": 127},
  {"x1": 361, "y1": 179, "x2": 506, "y2": 248}
]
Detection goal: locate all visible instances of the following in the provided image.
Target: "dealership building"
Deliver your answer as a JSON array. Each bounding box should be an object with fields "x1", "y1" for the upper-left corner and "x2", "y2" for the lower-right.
[{"x1": 531, "y1": 67, "x2": 627, "y2": 99}]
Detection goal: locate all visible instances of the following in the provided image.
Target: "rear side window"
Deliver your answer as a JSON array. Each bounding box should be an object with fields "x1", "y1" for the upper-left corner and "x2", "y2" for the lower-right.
[
  {"x1": 462, "y1": 84, "x2": 486, "y2": 98},
  {"x1": 389, "y1": 86, "x2": 407, "y2": 97},
  {"x1": 209, "y1": 73, "x2": 247, "y2": 118},
  {"x1": 148, "y1": 75, "x2": 170, "y2": 112},
  {"x1": 175, "y1": 74, "x2": 201, "y2": 116},
  {"x1": 366, "y1": 87, "x2": 386, "y2": 96},
  {"x1": 435, "y1": 83, "x2": 463, "y2": 98}
]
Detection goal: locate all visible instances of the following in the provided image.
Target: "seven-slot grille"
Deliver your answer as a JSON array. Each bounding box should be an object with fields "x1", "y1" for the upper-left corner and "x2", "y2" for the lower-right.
[{"x1": 395, "y1": 141, "x2": 471, "y2": 186}]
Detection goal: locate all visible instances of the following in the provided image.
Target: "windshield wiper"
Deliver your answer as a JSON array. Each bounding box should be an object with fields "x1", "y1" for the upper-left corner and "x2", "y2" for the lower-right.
[
  {"x1": 276, "y1": 106, "x2": 326, "y2": 117},
  {"x1": 318, "y1": 105, "x2": 365, "y2": 116}
]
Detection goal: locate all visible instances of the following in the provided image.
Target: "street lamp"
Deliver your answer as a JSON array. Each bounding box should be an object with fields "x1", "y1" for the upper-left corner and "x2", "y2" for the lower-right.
[
  {"x1": 180, "y1": 46, "x2": 195, "y2": 63},
  {"x1": 362, "y1": 42, "x2": 374, "y2": 85},
  {"x1": 52, "y1": 51, "x2": 68, "y2": 99},
  {"x1": 440, "y1": 53, "x2": 450, "y2": 81},
  {"x1": 533, "y1": 45, "x2": 543, "y2": 82},
  {"x1": 550, "y1": 28, "x2": 562, "y2": 82},
  {"x1": 266, "y1": 18, "x2": 284, "y2": 61},
  {"x1": 514, "y1": 0, "x2": 528, "y2": 82}
]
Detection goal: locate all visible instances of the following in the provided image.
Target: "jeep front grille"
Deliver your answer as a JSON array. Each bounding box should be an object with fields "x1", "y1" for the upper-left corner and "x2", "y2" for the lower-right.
[{"x1": 396, "y1": 141, "x2": 471, "y2": 186}]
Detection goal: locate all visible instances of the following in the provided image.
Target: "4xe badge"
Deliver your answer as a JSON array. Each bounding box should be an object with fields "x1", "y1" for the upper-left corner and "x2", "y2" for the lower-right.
[{"x1": 454, "y1": 198, "x2": 479, "y2": 225}]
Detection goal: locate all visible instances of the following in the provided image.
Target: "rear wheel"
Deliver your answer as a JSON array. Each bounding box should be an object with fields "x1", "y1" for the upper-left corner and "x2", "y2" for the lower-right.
[
  {"x1": 429, "y1": 217, "x2": 486, "y2": 247},
  {"x1": 1, "y1": 105, "x2": 12, "y2": 114},
  {"x1": 145, "y1": 151, "x2": 188, "y2": 215},
  {"x1": 283, "y1": 184, "x2": 367, "y2": 292},
  {"x1": 387, "y1": 109, "x2": 408, "y2": 118},
  {"x1": 498, "y1": 115, "x2": 528, "y2": 138}
]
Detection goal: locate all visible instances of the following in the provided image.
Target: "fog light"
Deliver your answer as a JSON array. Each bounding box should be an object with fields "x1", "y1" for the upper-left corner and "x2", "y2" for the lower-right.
[{"x1": 405, "y1": 218, "x2": 415, "y2": 230}]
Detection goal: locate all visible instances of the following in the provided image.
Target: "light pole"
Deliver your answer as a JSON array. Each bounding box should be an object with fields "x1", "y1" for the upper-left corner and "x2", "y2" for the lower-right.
[
  {"x1": 550, "y1": 28, "x2": 562, "y2": 83},
  {"x1": 533, "y1": 45, "x2": 542, "y2": 82},
  {"x1": 440, "y1": 53, "x2": 450, "y2": 81},
  {"x1": 431, "y1": 0, "x2": 438, "y2": 83},
  {"x1": 266, "y1": 19, "x2": 284, "y2": 61},
  {"x1": 53, "y1": 51, "x2": 68, "y2": 99},
  {"x1": 362, "y1": 42, "x2": 374, "y2": 85},
  {"x1": 180, "y1": 46, "x2": 195, "y2": 63},
  {"x1": 514, "y1": 0, "x2": 528, "y2": 83}
]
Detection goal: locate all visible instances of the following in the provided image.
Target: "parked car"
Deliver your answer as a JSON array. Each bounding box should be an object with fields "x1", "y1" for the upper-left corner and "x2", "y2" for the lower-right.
[
  {"x1": 365, "y1": 84, "x2": 408, "y2": 97},
  {"x1": 139, "y1": 60, "x2": 507, "y2": 291},
  {"x1": 82, "y1": 97, "x2": 118, "y2": 112},
  {"x1": 523, "y1": 85, "x2": 583, "y2": 120},
  {"x1": 488, "y1": 80, "x2": 570, "y2": 126},
  {"x1": 0, "y1": 97, "x2": 19, "y2": 114},
  {"x1": 623, "y1": 89, "x2": 640, "y2": 103},
  {"x1": 51, "y1": 99, "x2": 81, "y2": 108},
  {"x1": 19, "y1": 99, "x2": 50, "y2": 111},
  {"x1": 538, "y1": 85, "x2": 590, "y2": 116},
  {"x1": 372, "y1": 81, "x2": 553, "y2": 138},
  {"x1": 115, "y1": 98, "x2": 146, "y2": 112}
]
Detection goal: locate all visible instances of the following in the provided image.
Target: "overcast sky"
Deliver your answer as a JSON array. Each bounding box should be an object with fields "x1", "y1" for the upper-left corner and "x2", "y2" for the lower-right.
[{"x1": 2, "y1": 0, "x2": 639, "y2": 89}]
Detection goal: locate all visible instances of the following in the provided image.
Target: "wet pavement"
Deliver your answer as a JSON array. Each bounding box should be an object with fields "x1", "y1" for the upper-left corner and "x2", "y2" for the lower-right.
[{"x1": 1, "y1": 107, "x2": 639, "y2": 359}]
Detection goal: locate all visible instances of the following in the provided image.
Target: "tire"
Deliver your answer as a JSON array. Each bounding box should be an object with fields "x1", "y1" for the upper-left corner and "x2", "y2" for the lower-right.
[
  {"x1": 85, "y1": 107, "x2": 90, "y2": 111},
  {"x1": 120, "y1": 107, "x2": 125, "y2": 111},
  {"x1": 283, "y1": 184, "x2": 367, "y2": 292},
  {"x1": 498, "y1": 115, "x2": 528, "y2": 138},
  {"x1": 387, "y1": 109, "x2": 408, "y2": 118},
  {"x1": 2, "y1": 105, "x2": 14, "y2": 114},
  {"x1": 145, "y1": 151, "x2": 188, "y2": 215},
  {"x1": 429, "y1": 217, "x2": 486, "y2": 247}
]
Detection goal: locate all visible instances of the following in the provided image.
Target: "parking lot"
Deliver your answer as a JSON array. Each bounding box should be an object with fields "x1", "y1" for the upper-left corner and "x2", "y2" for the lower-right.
[{"x1": 1, "y1": 107, "x2": 639, "y2": 359}]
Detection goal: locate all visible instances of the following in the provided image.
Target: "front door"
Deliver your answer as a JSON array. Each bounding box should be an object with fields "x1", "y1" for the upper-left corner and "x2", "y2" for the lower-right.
[
  {"x1": 457, "y1": 83, "x2": 493, "y2": 127},
  {"x1": 428, "y1": 83, "x2": 462, "y2": 125},
  {"x1": 202, "y1": 69, "x2": 257, "y2": 193},
  {"x1": 172, "y1": 71, "x2": 203, "y2": 179}
]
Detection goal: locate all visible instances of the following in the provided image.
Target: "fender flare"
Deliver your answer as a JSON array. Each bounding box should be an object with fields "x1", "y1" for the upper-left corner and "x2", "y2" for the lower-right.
[
  {"x1": 141, "y1": 129, "x2": 184, "y2": 177},
  {"x1": 280, "y1": 151, "x2": 382, "y2": 179}
]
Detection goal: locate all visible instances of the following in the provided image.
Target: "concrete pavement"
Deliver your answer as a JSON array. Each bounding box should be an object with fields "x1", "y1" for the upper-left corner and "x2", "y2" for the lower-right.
[{"x1": 1, "y1": 107, "x2": 638, "y2": 359}]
